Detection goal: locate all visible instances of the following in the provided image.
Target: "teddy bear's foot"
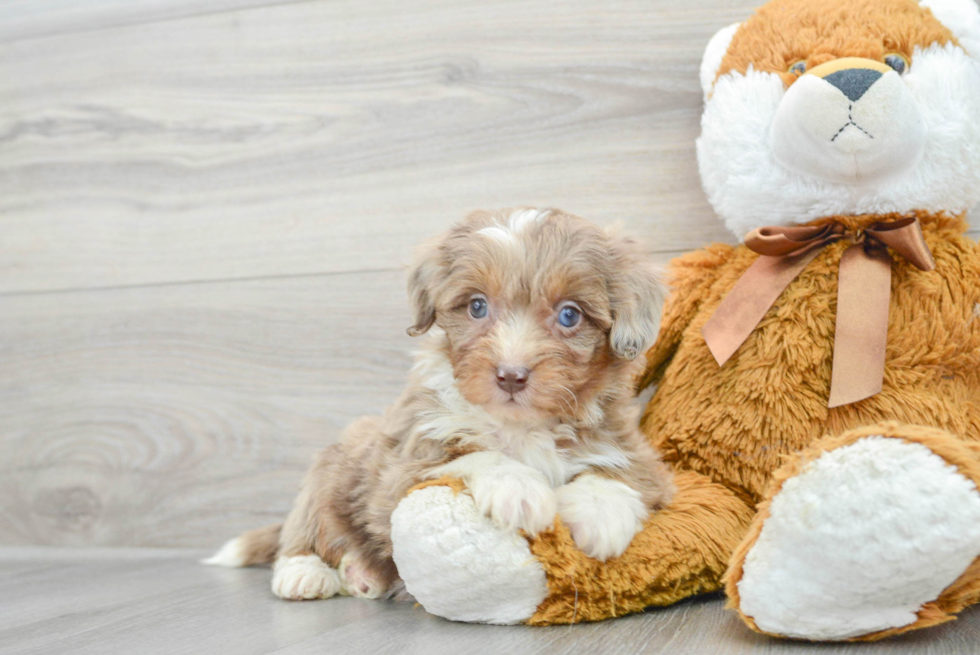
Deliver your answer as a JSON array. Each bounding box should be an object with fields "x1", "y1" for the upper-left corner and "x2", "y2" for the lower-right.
[
  {"x1": 729, "y1": 424, "x2": 980, "y2": 641},
  {"x1": 390, "y1": 481, "x2": 549, "y2": 624}
]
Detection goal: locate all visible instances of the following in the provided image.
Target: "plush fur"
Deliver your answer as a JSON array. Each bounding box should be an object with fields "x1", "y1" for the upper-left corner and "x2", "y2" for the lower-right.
[
  {"x1": 205, "y1": 208, "x2": 674, "y2": 600},
  {"x1": 730, "y1": 426, "x2": 980, "y2": 640},
  {"x1": 385, "y1": 0, "x2": 980, "y2": 640},
  {"x1": 641, "y1": 211, "x2": 980, "y2": 503},
  {"x1": 698, "y1": 0, "x2": 980, "y2": 236},
  {"x1": 713, "y1": 0, "x2": 956, "y2": 87},
  {"x1": 390, "y1": 479, "x2": 551, "y2": 624}
]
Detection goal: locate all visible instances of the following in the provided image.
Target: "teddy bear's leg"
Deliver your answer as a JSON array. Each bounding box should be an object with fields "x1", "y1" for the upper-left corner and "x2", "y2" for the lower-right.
[
  {"x1": 727, "y1": 423, "x2": 980, "y2": 641},
  {"x1": 391, "y1": 472, "x2": 755, "y2": 624}
]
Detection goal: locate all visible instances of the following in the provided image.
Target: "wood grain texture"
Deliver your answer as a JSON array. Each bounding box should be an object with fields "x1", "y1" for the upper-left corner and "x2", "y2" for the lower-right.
[
  {"x1": 2, "y1": 548, "x2": 980, "y2": 655},
  {"x1": 0, "y1": 0, "x2": 754, "y2": 294},
  {"x1": 0, "y1": 270, "x2": 416, "y2": 547},
  {"x1": 0, "y1": 0, "x2": 977, "y2": 552},
  {"x1": 0, "y1": 0, "x2": 305, "y2": 44},
  {"x1": 2, "y1": 0, "x2": 972, "y2": 295}
]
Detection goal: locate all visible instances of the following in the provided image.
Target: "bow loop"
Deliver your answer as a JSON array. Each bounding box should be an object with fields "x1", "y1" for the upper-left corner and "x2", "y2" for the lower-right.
[
  {"x1": 865, "y1": 218, "x2": 936, "y2": 272},
  {"x1": 702, "y1": 217, "x2": 935, "y2": 408},
  {"x1": 744, "y1": 223, "x2": 841, "y2": 258}
]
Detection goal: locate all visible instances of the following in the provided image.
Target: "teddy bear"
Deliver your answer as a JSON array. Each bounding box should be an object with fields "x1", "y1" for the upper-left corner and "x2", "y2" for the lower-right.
[{"x1": 387, "y1": 0, "x2": 980, "y2": 641}]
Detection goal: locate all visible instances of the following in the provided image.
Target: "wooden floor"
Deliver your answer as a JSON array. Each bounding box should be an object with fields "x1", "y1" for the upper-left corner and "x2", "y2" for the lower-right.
[{"x1": 2, "y1": 548, "x2": 979, "y2": 655}]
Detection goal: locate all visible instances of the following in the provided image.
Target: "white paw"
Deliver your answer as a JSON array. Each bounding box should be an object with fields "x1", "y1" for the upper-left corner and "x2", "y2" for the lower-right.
[
  {"x1": 271, "y1": 555, "x2": 342, "y2": 600},
  {"x1": 430, "y1": 451, "x2": 558, "y2": 535},
  {"x1": 557, "y1": 475, "x2": 648, "y2": 561},
  {"x1": 469, "y1": 471, "x2": 558, "y2": 535},
  {"x1": 339, "y1": 553, "x2": 386, "y2": 599},
  {"x1": 738, "y1": 436, "x2": 980, "y2": 640}
]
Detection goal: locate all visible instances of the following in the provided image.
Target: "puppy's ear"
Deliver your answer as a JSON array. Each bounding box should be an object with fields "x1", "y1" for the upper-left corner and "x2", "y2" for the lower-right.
[
  {"x1": 606, "y1": 233, "x2": 669, "y2": 360},
  {"x1": 406, "y1": 237, "x2": 445, "y2": 337}
]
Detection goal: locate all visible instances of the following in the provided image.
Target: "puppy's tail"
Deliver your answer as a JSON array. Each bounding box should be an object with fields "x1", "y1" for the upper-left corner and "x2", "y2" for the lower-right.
[{"x1": 201, "y1": 523, "x2": 282, "y2": 567}]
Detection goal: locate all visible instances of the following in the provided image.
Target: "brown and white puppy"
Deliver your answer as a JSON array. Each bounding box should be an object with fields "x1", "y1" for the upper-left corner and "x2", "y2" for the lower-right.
[{"x1": 204, "y1": 208, "x2": 674, "y2": 602}]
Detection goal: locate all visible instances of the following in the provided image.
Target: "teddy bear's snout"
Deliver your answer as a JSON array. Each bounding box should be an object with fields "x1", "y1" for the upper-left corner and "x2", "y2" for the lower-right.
[{"x1": 769, "y1": 56, "x2": 926, "y2": 186}]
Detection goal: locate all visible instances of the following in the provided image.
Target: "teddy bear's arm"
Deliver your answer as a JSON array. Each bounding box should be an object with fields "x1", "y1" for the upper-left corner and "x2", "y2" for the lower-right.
[
  {"x1": 391, "y1": 469, "x2": 756, "y2": 625},
  {"x1": 526, "y1": 469, "x2": 755, "y2": 624},
  {"x1": 639, "y1": 244, "x2": 735, "y2": 390}
]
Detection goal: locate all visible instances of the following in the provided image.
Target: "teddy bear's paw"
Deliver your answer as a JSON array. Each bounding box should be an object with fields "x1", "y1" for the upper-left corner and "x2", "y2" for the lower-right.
[
  {"x1": 557, "y1": 474, "x2": 648, "y2": 561},
  {"x1": 468, "y1": 470, "x2": 558, "y2": 536},
  {"x1": 271, "y1": 554, "x2": 342, "y2": 600},
  {"x1": 736, "y1": 435, "x2": 980, "y2": 640},
  {"x1": 390, "y1": 485, "x2": 549, "y2": 624}
]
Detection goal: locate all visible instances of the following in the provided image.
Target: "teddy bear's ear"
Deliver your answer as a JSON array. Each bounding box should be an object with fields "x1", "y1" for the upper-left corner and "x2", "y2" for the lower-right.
[
  {"x1": 920, "y1": 0, "x2": 980, "y2": 58},
  {"x1": 700, "y1": 23, "x2": 740, "y2": 100},
  {"x1": 606, "y1": 233, "x2": 669, "y2": 360}
]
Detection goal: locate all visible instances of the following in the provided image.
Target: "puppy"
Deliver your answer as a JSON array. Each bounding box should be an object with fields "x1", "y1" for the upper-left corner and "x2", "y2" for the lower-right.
[{"x1": 205, "y1": 208, "x2": 674, "y2": 601}]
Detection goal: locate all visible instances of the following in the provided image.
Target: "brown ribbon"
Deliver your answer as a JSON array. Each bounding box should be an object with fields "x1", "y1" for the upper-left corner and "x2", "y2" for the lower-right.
[{"x1": 701, "y1": 217, "x2": 935, "y2": 408}]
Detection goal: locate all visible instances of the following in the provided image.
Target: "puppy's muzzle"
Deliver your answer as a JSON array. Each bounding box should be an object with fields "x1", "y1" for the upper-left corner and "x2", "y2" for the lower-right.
[{"x1": 496, "y1": 365, "x2": 529, "y2": 394}]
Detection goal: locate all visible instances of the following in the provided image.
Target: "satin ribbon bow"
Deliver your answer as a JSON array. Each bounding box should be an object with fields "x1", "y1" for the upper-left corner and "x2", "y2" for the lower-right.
[{"x1": 701, "y1": 217, "x2": 935, "y2": 408}]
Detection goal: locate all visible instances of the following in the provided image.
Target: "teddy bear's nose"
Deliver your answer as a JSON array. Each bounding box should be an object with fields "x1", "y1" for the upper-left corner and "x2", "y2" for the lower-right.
[{"x1": 823, "y1": 68, "x2": 883, "y2": 102}]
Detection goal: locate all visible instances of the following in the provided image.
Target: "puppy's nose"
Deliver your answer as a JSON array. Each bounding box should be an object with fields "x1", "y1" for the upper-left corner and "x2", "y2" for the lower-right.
[
  {"x1": 496, "y1": 365, "x2": 529, "y2": 394},
  {"x1": 823, "y1": 68, "x2": 882, "y2": 102}
]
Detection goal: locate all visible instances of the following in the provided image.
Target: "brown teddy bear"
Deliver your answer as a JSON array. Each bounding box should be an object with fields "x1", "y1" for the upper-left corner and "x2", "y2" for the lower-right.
[{"x1": 388, "y1": 0, "x2": 980, "y2": 641}]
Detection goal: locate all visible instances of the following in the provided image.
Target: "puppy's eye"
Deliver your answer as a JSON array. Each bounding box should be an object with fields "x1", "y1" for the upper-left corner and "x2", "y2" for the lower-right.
[
  {"x1": 557, "y1": 305, "x2": 581, "y2": 329},
  {"x1": 788, "y1": 60, "x2": 806, "y2": 76},
  {"x1": 884, "y1": 53, "x2": 907, "y2": 75},
  {"x1": 468, "y1": 296, "x2": 488, "y2": 319}
]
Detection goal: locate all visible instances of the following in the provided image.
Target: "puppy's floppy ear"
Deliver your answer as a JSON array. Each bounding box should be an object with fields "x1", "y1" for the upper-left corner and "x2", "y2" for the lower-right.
[
  {"x1": 406, "y1": 237, "x2": 445, "y2": 337},
  {"x1": 606, "y1": 233, "x2": 669, "y2": 360}
]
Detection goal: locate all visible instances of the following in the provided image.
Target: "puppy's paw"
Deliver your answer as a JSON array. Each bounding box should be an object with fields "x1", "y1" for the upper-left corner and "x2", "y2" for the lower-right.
[
  {"x1": 469, "y1": 472, "x2": 558, "y2": 536},
  {"x1": 272, "y1": 555, "x2": 342, "y2": 600},
  {"x1": 339, "y1": 553, "x2": 386, "y2": 599},
  {"x1": 557, "y1": 475, "x2": 648, "y2": 561}
]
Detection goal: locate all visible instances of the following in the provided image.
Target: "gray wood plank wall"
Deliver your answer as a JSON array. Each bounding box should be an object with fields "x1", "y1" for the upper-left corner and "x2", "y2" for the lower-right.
[{"x1": 2, "y1": 0, "x2": 977, "y2": 548}]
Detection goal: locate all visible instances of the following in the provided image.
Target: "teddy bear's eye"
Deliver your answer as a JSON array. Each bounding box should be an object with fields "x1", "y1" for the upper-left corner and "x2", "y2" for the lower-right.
[
  {"x1": 884, "y1": 53, "x2": 908, "y2": 74},
  {"x1": 788, "y1": 60, "x2": 807, "y2": 76}
]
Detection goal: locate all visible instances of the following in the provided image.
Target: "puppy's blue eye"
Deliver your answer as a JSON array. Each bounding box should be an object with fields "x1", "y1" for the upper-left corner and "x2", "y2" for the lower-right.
[
  {"x1": 469, "y1": 297, "x2": 488, "y2": 319},
  {"x1": 558, "y1": 305, "x2": 581, "y2": 328}
]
